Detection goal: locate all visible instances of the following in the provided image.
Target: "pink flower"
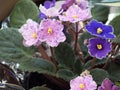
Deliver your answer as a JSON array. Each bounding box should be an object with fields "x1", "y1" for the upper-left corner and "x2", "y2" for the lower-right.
[
  {"x1": 19, "y1": 19, "x2": 41, "y2": 47},
  {"x1": 70, "y1": 75, "x2": 97, "y2": 90},
  {"x1": 39, "y1": 4, "x2": 59, "y2": 17},
  {"x1": 39, "y1": 19, "x2": 66, "y2": 47},
  {"x1": 59, "y1": 4, "x2": 92, "y2": 23}
]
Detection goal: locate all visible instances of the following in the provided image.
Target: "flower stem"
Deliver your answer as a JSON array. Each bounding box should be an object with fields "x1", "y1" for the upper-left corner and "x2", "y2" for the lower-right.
[
  {"x1": 74, "y1": 22, "x2": 79, "y2": 52},
  {"x1": 38, "y1": 45, "x2": 51, "y2": 61},
  {"x1": 90, "y1": 57, "x2": 96, "y2": 70}
]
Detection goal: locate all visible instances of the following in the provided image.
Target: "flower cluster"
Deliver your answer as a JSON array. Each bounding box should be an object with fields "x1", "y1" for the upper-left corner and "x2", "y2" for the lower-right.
[{"x1": 85, "y1": 20, "x2": 116, "y2": 59}]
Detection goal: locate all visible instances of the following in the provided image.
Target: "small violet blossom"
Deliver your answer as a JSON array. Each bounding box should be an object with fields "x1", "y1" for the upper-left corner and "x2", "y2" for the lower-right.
[
  {"x1": 62, "y1": 0, "x2": 89, "y2": 11},
  {"x1": 70, "y1": 75, "x2": 97, "y2": 90},
  {"x1": 39, "y1": 0, "x2": 56, "y2": 18},
  {"x1": 98, "y1": 78, "x2": 120, "y2": 90},
  {"x1": 85, "y1": 20, "x2": 116, "y2": 39},
  {"x1": 19, "y1": 19, "x2": 41, "y2": 47},
  {"x1": 59, "y1": 4, "x2": 92, "y2": 23},
  {"x1": 39, "y1": 19, "x2": 66, "y2": 47},
  {"x1": 87, "y1": 38, "x2": 112, "y2": 59},
  {"x1": 39, "y1": 3, "x2": 59, "y2": 18}
]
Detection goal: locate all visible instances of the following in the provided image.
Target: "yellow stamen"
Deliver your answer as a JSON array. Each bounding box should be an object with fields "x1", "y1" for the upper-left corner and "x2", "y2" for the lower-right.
[
  {"x1": 32, "y1": 32, "x2": 37, "y2": 39},
  {"x1": 77, "y1": 0, "x2": 81, "y2": 2},
  {"x1": 79, "y1": 84, "x2": 85, "y2": 89},
  {"x1": 63, "y1": 12, "x2": 66, "y2": 16},
  {"x1": 48, "y1": 28, "x2": 53, "y2": 34},
  {"x1": 97, "y1": 44, "x2": 102, "y2": 50},
  {"x1": 97, "y1": 28, "x2": 103, "y2": 34},
  {"x1": 73, "y1": 15, "x2": 78, "y2": 19}
]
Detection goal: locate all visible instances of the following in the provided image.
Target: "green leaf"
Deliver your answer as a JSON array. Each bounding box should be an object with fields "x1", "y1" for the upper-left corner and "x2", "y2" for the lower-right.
[
  {"x1": 91, "y1": 5, "x2": 109, "y2": 22},
  {"x1": 79, "y1": 32, "x2": 91, "y2": 56},
  {"x1": 56, "y1": 69, "x2": 75, "y2": 81},
  {"x1": 106, "y1": 62, "x2": 120, "y2": 81},
  {"x1": 30, "y1": 86, "x2": 51, "y2": 90},
  {"x1": 84, "y1": 58, "x2": 107, "y2": 69},
  {"x1": 91, "y1": 68, "x2": 109, "y2": 84},
  {"x1": 113, "y1": 34, "x2": 120, "y2": 43},
  {"x1": 110, "y1": 15, "x2": 120, "y2": 43},
  {"x1": 10, "y1": 0, "x2": 39, "y2": 28},
  {"x1": 73, "y1": 59, "x2": 83, "y2": 75},
  {"x1": 20, "y1": 57, "x2": 56, "y2": 75},
  {"x1": 54, "y1": 43, "x2": 75, "y2": 69},
  {"x1": 0, "y1": 28, "x2": 36, "y2": 63}
]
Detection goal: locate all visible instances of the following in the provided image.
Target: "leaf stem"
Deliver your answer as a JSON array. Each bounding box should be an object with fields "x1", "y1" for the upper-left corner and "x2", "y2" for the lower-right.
[{"x1": 90, "y1": 57, "x2": 96, "y2": 70}]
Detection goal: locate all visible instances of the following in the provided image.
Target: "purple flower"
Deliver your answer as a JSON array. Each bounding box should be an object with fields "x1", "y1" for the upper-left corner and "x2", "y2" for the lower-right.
[
  {"x1": 86, "y1": 20, "x2": 116, "y2": 39},
  {"x1": 70, "y1": 75, "x2": 97, "y2": 90},
  {"x1": 61, "y1": 0, "x2": 74, "y2": 10},
  {"x1": 87, "y1": 38, "x2": 112, "y2": 59},
  {"x1": 39, "y1": 4, "x2": 59, "y2": 18},
  {"x1": 61, "y1": 0, "x2": 89, "y2": 11},
  {"x1": 39, "y1": 0, "x2": 58, "y2": 18},
  {"x1": 98, "y1": 78, "x2": 120, "y2": 90},
  {"x1": 76, "y1": 0, "x2": 89, "y2": 9},
  {"x1": 39, "y1": 19, "x2": 66, "y2": 47},
  {"x1": 19, "y1": 19, "x2": 41, "y2": 47},
  {"x1": 59, "y1": 4, "x2": 92, "y2": 23}
]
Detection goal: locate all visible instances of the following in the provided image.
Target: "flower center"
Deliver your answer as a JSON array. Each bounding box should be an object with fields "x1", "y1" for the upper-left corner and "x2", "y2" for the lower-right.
[
  {"x1": 47, "y1": 28, "x2": 53, "y2": 34},
  {"x1": 97, "y1": 28, "x2": 103, "y2": 34},
  {"x1": 73, "y1": 15, "x2": 78, "y2": 19},
  {"x1": 97, "y1": 44, "x2": 102, "y2": 50},
  {"x1": 32, "y1": 32, "x2": 37, "y2": 39},
  {"x1": 79, "y1": 84, "x2": 85, "y2": 89},
  {"x1": 76, "y1": 0, "x2": 81, "y2": 2}
]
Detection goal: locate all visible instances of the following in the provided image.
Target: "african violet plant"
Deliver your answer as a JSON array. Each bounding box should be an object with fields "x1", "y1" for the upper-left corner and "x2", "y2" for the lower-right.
[{"x1": 0, "y1": 0, "x2": 120, "y2": 90}]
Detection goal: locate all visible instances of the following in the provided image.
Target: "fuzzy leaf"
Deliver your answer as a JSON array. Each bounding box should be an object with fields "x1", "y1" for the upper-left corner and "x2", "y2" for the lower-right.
[
  {"x1": 0, "y1": 28, "x2": 36, "y2": 63},
  {"x1": 54, "y1": 43, "x2": 75, "y2": 69},
  {"x1": 56, "y1": 69, "x2": 75, "y2": 81},
  {"x1": 73, "y1": 59, "x2": 83, "y2": 75},
  {"x1": 91, "y1": 68, "x2": 109, "y2": 84},
  {"x1": 110, "y1": 15, "x2": 120, "y2": 35},
  {"x1": 84, "y1": 58, "x2": 107, "y2": 69},
  {"x1": 106, "y1": 62, "x2": 120, "y2": 81},
  {"x1": 79, "y1": 32, "x2": 91, "y2": 56},
  {"x1": 20, "y1": 57, "x2": 56, "y2": 75},
  {"x1": 30, "y1": 86, "x2": 51, "y2": 90},
  {"x1": 91, "y1": 5, "x2": 109, "y2": 22},
  {"x1": 10, "y1": 0, "x2": 39, "y2": 28}
]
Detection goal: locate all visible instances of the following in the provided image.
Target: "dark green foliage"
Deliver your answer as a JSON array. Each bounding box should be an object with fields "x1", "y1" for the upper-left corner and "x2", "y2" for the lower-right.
[
  {"x1": 10, "y1": 0, "x2": 39, "y2": 28},
  {"x1": 79, "y1": 32, "x2": 91, "y2": 56},
  {"x1": 106, "y1": 62, "x2": 120, "y2": 81},
  {"x1": 54, "y1": 43, "x2": 75, "y2": 69},
  {"x1": 110, "y1": 15, "x2": 120, "y2": 43},
  {"x1": 30, "y1": 86, "x2": 51, "y2": 90},
  {"x1": 73, "y1": 59, "x2": 83, "y2": 75},
  {"x1": 20, "y1": 57, "x2": 56, "y2": 75},
  {"x1": 84, "y1": 58, "x2": 107, "y2": 69},
  {"x1": 91, "y1": 68, "x2": 109, "y2": 84},
  {"x1": 0, "y1": 28, "x2": 36, "y2": 63},
  {"x1": 91, "y1": 5, "x2": 109, "y2": 22},
  {"x1": 56, "y1": 69, "x2": 75, "y2": 81}
]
